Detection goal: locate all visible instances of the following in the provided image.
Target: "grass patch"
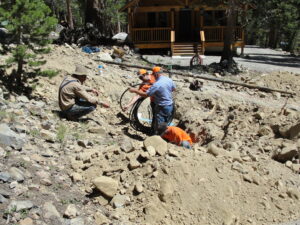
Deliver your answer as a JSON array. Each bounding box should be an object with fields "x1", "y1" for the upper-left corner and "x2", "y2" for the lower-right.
[
  {"x1": 29, "y1": 128, "x2": 40, "y2": 138},
  {"x1": 39, "y1": 69, "x2": 59, "y2": 79},
  {"x1": 56, "y1": 124, "x2": 68, "y2": 143}
]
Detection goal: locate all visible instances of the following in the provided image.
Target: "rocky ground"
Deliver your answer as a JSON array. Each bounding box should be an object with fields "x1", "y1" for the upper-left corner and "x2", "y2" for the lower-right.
[{"x1": 0, "y1": 44, "x2": 300, "y2": 225}]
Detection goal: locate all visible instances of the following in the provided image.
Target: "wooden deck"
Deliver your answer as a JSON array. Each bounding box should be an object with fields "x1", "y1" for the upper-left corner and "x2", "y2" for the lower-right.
[{"x1": 130, "y1": 27, "x2": 244, "y2": 55}]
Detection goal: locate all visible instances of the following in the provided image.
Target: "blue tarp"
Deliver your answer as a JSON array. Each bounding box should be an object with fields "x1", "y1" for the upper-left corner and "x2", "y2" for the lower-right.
[{"x1": 82, "y1": 46, "x2": 100, "y2": 54}]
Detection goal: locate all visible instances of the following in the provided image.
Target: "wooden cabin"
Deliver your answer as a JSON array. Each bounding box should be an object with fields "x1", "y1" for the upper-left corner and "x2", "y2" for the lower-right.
[{"x1": 120, "y1": 0, "x2": 246, "y2": 56}]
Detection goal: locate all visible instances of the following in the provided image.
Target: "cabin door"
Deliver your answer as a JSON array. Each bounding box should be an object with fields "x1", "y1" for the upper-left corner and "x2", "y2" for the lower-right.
[{"x1": 178, "y1": 9, "x2": 192, "y2": 42}]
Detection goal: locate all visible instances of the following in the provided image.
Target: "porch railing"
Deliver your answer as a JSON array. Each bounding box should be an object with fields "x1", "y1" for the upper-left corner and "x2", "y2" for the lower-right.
[
  {"x1": 203, "y1": 26, "x2": 244, "y2": 42},
  {"x1": 131, "y1": 27, "x2": 171, "y2": 43}
]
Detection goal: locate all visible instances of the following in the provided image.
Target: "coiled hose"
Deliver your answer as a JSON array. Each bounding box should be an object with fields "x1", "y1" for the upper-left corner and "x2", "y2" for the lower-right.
[{"x1": 119, "y1": 84, "x2": 176, "y2": 134}]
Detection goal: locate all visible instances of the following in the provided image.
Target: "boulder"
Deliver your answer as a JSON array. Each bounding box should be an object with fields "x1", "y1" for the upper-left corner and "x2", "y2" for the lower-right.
[
  {"x1": 273, "y1": 145, "x2": 298, "y2": 163},
  {"x1": 279, "y1": 122, "x2": 300, "y2": 139},
  {"x1": 97, "y1": 52, "x2": 113, "y2": 62},
  {"x1": 64, "y1": 204, "x2": 78, "y2": 218},
  {"x1": 110, "y1": 194, "x2": 130, "y2": 208},
  {"x1": 112, "y1": 32, "x2": 128, "y2": 42},
  {"x1": 43, "y1": 201, "x2": 61, "y2": 219},
  {"x1": 9, "y1": 167, "x2": 25, "y2": 182},
  {"x1": 93, "y1": 176, "x2": 118, "y2": 198},
  {"x1": 8, "y1": 200, "x2": 34, "y2": 212},
  {"x1": 120, "y1": 137, "x2": 134, "y2": 153},
  {"x1": 0, "y1": 123, "x2": 26, "y2": 149},
  {"x1": 144, "y1": 136, "x2": 167, "y2": 156}
]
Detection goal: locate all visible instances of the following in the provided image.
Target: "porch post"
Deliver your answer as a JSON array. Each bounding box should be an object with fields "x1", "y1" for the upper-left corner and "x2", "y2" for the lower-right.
[{"x1": 171, "y1": 10, "x2": 175, "y2": 30}]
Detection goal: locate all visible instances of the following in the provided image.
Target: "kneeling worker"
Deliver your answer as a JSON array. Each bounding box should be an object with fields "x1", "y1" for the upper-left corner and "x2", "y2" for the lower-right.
[
  {"x1": 157, "y1": 123, "x2": 192, "y2": 149},
  {"x1": 58, "y1": 64, "x2": 109, "y2": 120}
]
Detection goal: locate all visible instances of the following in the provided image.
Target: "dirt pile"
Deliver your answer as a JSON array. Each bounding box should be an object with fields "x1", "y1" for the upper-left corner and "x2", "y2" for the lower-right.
[{"x1": 0, "y1": 44, "x2": 299, "y2": 225}]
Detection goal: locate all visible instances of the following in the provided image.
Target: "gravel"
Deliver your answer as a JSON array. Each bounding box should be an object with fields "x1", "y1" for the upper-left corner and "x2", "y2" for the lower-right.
[{"x1": 143, "y1": 45, "x2": 300, "y2": 74}]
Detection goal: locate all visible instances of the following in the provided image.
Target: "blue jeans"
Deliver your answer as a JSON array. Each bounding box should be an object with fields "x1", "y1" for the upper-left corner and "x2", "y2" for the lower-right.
[
  {"x1": 154, "y1": 104, "x2": 173, "y2": 134},
  {"x1": 63, "y1": 99, "x2": 96, "y2": 120},
  {"x1": 181, "y1": 141, "x2": 192, "y2": 149}
]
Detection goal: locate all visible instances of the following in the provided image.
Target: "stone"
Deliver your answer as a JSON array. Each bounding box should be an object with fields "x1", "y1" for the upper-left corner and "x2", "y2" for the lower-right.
[
  {"x1": 93, "y1": 176, "x2": 119, "y2": 198},
  {"x1": 41, "y1": 121, "x2": 52, "y2": 130},
  {"x1": 0, "y1": 123, "x2": 26, "y2": 149},
  {"x1": 110, "y1": 194, "x2": 130, "y2": 208},
  {"x1": 0, "y1": 146, "x2": 5, "y2": 157},
  {"x1": 287, "y1": 188, "x2": 300, "y2": 200},
  {"x1": 207, "y1": 143, "x2": 224, "y2": 157},
  {"x1": 0, "y1": 172, "x2": 11, "y2": 182},
  {"x1": 168, "y1": 148, "x2": 180, "y2": 157},
  {"x1": 258, "y1": 126, "x2": 273, "y2": 136},
  {"x1": 0, "y1": 188, "x2": 10, "y2": 198},
  {"x1": 158, "y1": 180, "x2": 173, "y2": 202},
  {"x1": 273, "y1": 146, "x2": 298, "y2": 163},
  {"x1": 71, "y1": 173, "x2": 83, "y2": 182},
  {"x1": 19, "y1": 217, "x2": 33, "y2": 225},
  {"x1": 17, "y1": 96, "x2": 29, "y2": 103},
  {"x1": 64, "y1": 204, "x2": 78, "y2": 219},
  {"x1": 78, "y1": 140, "x2": 88, "y2": 148},
  {"x1": 97, "y1": 52, "x2": 113, "y2": 61},
  {"x1": 8, "y1": 200, "x2": 34, "y2": 212},
  {"x1": 129, "y1": 159, "x2": 140, "y2": 170},
  {"x1": 9, "y1": 167, "x2": 25, "y2": 182},
  {"x1": 146, "y1": 146, "x2": 156, "y2": 156},
  {"x1": 291, "y1": 164, "x2": 300, "y2": 173},
  {"x1": 120, "y1": 137, "x2": 134, "y2": 153},
  {"x1": 285, "y1": 161, "x2": 293, "y2": 168},
  {"x1": 9, "y1": 181, "x2": 18, "y2": 189},
  {"x1": 88, "y1": 127, "x2": 106, "y2": 135},
  {"x1": 226, "y1": 150, "x2": 242, "y2": 162},
  {"x1": 0, "y1": 194, "x2": 8, "y2": 203},
  {"x1": 36, "y1": 170, "x2": 51, "y2": 180},
  {"x1": 40, "y1": 129, "x2": 56, "y2": 142},
  {"x1": 40, "y1": 178, "x2": 52, "y2": 186},
  {"x1": 279, "y1": 122, "x2": 300, "y2": 139},
  {"x1": 243, "y1": 174, "x2": 253, "y2": 183},
  {"x1": 43, "y1": 201, "x2": 61, "y2": 219},
  {"x1": 94, "y1": 212, "x2": 110, "y2": 225},
  {"x1": 134, "y1": 182, "x2": 144, "y2": 194},
  {"x1": 70, "y1": 217, "x2": 85, "y2": 225},
  {"x1": 144, "y1": 136, "x2": 167, "y2": 156}
]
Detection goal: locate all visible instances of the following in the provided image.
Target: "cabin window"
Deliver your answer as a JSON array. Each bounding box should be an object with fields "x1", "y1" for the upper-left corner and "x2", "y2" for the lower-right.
[
  {"x1": 134, "y1": 12, "x2": 148, "y2": 28},
  {"x1": 148, "y1": 12, "x2": 156, "y2": 27},
  {"x1": 158, "y1": 12, "x2": 168, "y2": 27},
  {"x1": 147, "y1": 12, "x2": 169, "y2": 27}
]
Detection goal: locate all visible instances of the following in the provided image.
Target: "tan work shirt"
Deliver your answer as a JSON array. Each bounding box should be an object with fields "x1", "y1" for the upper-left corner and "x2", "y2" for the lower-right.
[{"x1": 58, "y1": 76, "x2": 98, "y2": 111}]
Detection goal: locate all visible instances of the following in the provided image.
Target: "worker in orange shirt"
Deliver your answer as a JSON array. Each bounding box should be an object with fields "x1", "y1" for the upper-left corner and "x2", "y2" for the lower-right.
[
  {"x1": 123, "y1": 69, "x2": 155, "y2": 111},
  {"x1": 157, "y1": 123, "x2": 192, "y2": 149}
]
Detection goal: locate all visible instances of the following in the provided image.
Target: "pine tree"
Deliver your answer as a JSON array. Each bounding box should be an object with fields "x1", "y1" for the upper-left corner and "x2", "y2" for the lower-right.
[{"x1": 0, "y1": 0, "x2": 57, "y2": 85}]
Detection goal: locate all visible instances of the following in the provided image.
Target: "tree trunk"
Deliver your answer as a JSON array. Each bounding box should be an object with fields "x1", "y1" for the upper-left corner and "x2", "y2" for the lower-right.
[
  {"x1": 66, "y1": 0, "x2": 74, "y2": 29},
  {"x1": 85, "y1": 0, "x2": 101, "y2": 27},
  {"x1": 16, "y1": 59, "x2": 23, "y2": 84},
  {"x1": 287, "y1": 30, "x2": 299, "y2": 52},
  {"x1": 268, "y1": 24, "x2": 279, "y2": 49},
  {"x1": 220, "y1": 0, "x2": 236, "y2": 67}
]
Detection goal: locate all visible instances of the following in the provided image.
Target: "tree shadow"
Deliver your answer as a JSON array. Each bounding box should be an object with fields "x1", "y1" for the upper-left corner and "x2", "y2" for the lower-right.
[{"x1": 0, "y1": 69, "x2": 34, "y2": 97}]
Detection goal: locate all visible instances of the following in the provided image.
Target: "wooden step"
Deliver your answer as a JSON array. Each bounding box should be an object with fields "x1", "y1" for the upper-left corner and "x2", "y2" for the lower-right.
[{"x1": 172, "y1": 42, "x2": 203, "y2": 56}]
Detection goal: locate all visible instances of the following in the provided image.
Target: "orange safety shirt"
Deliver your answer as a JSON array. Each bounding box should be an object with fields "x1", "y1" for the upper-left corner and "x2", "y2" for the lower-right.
[{"x1": 162, "y1": 126, "x2": 193, "y2": 146}]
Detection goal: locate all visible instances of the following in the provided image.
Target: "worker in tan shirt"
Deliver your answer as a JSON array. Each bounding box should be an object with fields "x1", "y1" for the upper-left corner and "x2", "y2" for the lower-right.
[{"x1": 58, "y1": 64, "x2": 109, "y2": 120}]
